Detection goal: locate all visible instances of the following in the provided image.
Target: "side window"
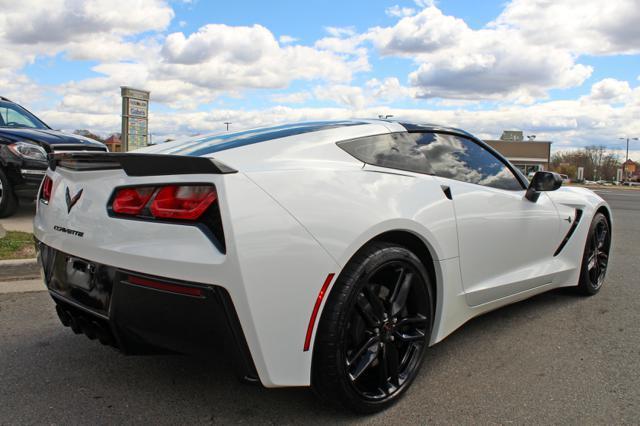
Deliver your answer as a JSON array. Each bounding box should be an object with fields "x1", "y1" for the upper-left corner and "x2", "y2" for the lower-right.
[
  {"x1": 2, "y1": 106, "x2": 38, "y2": 127},
  {"x1": 338, "y1": 132, "x2": 523, "y2": 191},
  {"x1": 408, "y1": 132, "x2": 523, "y2": 191},
  {"x1": 336, "y1": 133, "x2": 434, "y2": 175}
]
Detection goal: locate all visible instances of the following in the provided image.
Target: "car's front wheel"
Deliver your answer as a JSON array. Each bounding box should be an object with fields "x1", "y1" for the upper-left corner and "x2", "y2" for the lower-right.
[
  {"x1": 312, "y1": 242, "x2": 433, "y2": 413},
  {"x1": 576, "y1": 212, "x2": 611, "y2": 295},
  {"x1": 0, "y1": 168, "x2": 18, "y2": 218}
]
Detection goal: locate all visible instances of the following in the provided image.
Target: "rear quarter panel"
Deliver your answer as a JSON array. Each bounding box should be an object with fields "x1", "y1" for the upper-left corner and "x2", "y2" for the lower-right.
[{"x1": 245, "y1": 166, "x2": 460, "y2": 266}]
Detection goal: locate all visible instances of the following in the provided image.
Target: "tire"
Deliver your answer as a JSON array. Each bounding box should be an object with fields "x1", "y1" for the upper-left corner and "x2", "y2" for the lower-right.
[
  {"x1": 311, "y1": 242, "x2": 433, "y2": 413},
  {"x1": 0, "y1": 168, "x2": 18, "y2": 218},
  {"x1": 576, "y1": 212, "x2": 611, "y2": 296}
]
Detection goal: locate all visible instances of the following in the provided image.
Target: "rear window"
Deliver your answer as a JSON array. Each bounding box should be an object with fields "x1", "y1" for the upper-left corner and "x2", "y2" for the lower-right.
[{"x1": 337, "y1": 133, "x2": 435, "y2": 176}]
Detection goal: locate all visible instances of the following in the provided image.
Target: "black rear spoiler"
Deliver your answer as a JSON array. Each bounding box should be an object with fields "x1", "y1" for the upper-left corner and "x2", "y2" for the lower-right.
[{"x1": 48, "y1": 152, "x2": 237, "y2": 176}]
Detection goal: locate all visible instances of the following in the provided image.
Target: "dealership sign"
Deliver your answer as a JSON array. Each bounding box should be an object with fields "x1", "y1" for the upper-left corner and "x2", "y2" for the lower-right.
[{"x1": 121, "y1": 87, "x2": 150, "y2": 151}]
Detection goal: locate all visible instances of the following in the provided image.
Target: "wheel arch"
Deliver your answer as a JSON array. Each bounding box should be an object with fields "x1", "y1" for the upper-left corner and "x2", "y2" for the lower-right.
[
  {"x1": 309, "y1": 228, "x2": 441, "y2": 395},
  {"x1": 313, "y1": 228, "x2": 440, "y2": 354},
  {"x1": 595, "y1": 204, "x2": 612, "y2": 230},
  {"x1": 366, "y1": 230, "x2": 437, "y2": 310}
]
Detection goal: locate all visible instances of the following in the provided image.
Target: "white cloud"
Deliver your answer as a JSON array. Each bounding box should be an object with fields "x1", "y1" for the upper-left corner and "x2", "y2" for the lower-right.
[
  {"x1": 359, "y1": 0, "x2": 640, "y2": 102},
  {"x1": 158, "y1": 24, "x2": 367, "y2": 93},
  {"x1": 493, "y1": 0, "x2": 640, "y2": 55},
  {"x1": 0, "y1": 0, "x2": 174, "y2": 69},
  {"x1": 371, "y1": 7, "x2": 467, "y2": 54},
  {"x1": 313, "y1": 77, "x2": 414, "y2": 109},
  {"x1": 314, "y1": 85, "x2": 368, "y2": 109},
  {"x1": 0, "y1": 71, "x2": 44, "y2": 105},
  {"x1": 365, "y1": 77, "x2": 415, "y2": 102},
  {"x1": 40, "y1": 91, "x2": 640, "y2": 160},
  {"x1": 589, "y1": 78, "x2": 632, "y2": 103},
  {"x1": 2, "y1": 0, "x2": 173, "y2": 44},
  {"x1": 366, "y1": 5, "x2": 593, "y2": 101},
  {"x1": 162, "y1": 24, "x2": 278, "y2": 65},
  {"x1": 8, "y1": 1, "x2": 562, "y2": 109},
  {"x1": 279, "y1": 35, "x2": 298, "y2": 44},
  {"x1": 385, "y1": 5, "x2": 416, "y2": 18},
  {"x1": 31, "y1": 74, "x2": 640, "y2": 162},
  {"x1": 40, "y1": 21, "x2": 370, "y2": 112},
  {"x1": 2, "y1": 0, "x2": 640, "y2": 161},
  {"x1": 271, "y1": 92, "x2": 312, "y2": 104},
  {"x1": 325, "y1": 26, "x2": 357, "y2": 38}
]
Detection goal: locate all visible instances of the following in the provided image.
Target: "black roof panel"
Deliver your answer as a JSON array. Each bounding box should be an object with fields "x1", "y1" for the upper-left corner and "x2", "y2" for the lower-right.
[{"x1": 163, "y1": 120, "x2": 367, "y2": 156}]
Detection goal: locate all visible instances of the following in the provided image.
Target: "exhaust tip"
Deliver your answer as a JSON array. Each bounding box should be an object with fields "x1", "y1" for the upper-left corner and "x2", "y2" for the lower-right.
[{"x1": 54, "y1": 301, "x2": 119, "y2": 349}]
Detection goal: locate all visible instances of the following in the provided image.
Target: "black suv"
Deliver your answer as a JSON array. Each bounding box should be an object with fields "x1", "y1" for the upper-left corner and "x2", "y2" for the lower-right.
[{"x1": 0, "y1": 97, "x2": 107, "y2": 217}]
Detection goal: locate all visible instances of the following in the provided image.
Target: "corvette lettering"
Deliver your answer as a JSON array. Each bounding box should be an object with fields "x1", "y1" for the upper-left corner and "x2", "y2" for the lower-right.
[{"x1": 53, "y1": 225, "x2": 84, "y2": 238}]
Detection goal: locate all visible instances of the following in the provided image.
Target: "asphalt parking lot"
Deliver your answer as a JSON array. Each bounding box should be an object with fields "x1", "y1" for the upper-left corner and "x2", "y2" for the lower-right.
[
  {"x1": 0, "y1": 202, "x2": 34, "y2": 233},
  {"x1": 1, "y1": 189, "x2": 639, "y2": 424}
]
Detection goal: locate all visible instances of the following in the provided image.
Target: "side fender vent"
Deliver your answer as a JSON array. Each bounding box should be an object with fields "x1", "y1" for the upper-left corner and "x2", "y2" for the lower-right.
[{"x1": 553, "y1": 209, "x2": 583, "y2": 257}]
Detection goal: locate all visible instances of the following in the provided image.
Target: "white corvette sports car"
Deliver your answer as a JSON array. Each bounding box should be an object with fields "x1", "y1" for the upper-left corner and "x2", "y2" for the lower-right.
[{"x1": 34, "y1": 120, "x2": 612, "y2": 412}]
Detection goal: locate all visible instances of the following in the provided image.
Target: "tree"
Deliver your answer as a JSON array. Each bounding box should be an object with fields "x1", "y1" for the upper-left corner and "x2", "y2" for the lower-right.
[{"x1": 550, "y1": 146, "x2": 621, "y2": 181}]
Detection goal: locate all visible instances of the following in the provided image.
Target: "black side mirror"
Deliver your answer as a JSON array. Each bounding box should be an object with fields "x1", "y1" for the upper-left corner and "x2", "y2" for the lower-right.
[{"x1": 525, "y1": 171, "x2": 562, "y2": 202}]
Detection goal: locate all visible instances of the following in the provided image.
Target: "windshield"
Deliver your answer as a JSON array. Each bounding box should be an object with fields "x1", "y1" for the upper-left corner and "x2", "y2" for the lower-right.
[{"x1": 0, "y1": 101, "x2": 49, "y2": 129}]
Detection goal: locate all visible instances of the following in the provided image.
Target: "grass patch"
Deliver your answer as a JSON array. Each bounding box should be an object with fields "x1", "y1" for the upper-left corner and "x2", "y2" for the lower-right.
[{"x1": 0, "y1": 230, "x2": 36, "y2": 260}]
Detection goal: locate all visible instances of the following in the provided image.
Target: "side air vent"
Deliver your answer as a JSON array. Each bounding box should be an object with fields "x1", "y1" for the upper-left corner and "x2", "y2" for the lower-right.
[{"x1": 553, "y1": 209, "x2": 583, "y2": 256}]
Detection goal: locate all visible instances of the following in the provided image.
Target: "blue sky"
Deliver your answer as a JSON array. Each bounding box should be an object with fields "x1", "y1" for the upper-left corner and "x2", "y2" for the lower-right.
[{"x1": 1, "y1": 0, "x2": 639, "y2": 158}]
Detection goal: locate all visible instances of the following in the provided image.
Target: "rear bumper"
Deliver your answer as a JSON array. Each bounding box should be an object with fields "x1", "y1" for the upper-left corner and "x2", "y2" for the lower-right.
[{"x1": 37, "y1": 241, "x2": 259, "y2": 383}]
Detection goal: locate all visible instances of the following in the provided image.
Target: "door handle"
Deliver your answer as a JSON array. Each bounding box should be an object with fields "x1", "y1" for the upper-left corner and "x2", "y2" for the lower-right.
[{"x1": 440, "y1": 185, "x2": 452, "y2": 200}]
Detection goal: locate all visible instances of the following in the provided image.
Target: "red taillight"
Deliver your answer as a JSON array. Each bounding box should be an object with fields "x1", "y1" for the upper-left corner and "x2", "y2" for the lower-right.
[
  {"x1": 150, "y1": 185, "x2": 217, "y2": 220},
  {"x1": 111, "y1": 184, "x2": 217, "y2": 221},
  {"x1": 112, "y1": 187, "x2": 155, "y2": 215},
  {"x1": 40, "y1": 175, "x2": 53, "y2": 203}
]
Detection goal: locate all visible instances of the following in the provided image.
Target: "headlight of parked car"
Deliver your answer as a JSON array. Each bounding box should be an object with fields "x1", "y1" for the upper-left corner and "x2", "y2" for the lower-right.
[{"x1": 8, "y1": 141, "x2": 48, "y2": 161}]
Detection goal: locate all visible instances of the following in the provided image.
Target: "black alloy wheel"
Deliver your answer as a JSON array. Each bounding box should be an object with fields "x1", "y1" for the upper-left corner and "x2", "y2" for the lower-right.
[
  {"x1": 577, "y1": 212, "x2": 611, "y2": 295},
  {"x1": 312, "y1": 242, "x2": 433, "y2": 413}
]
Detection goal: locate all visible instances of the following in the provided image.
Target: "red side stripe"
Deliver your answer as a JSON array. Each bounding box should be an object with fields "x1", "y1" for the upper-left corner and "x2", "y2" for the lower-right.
[{"x1": 303, "y1": 273, "x2": 335, "y2": 352}]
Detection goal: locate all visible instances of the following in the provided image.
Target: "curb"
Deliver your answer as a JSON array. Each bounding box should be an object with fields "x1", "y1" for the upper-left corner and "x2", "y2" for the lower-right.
[
  {"x1": 0, "y1": 258, "x2": 40, "y2": 281},
  {"x1": 0, "y1": 279, "x2": 46, "y2": 294},
  {"x1": 0, "y1": 258, "x2": 38, "y2": 266}
]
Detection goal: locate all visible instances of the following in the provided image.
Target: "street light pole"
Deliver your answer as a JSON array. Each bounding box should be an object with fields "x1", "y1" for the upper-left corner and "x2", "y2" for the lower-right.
[
  {"x1": 619, "y1": 137, "x2": 639, "y2": 179},
  {"x1": 619, "y1": 137, "x2": 639, "y2": 163},
  {"x1": 224, "y1": 122, "x2": 232, "y2": 131}
]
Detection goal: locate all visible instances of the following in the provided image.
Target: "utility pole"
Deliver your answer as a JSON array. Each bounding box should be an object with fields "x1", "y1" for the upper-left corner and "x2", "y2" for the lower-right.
[
  {"x1": 224, "y1": 122, "x2": 232, "y2": 131},
  {"x1": 619, "y1": 136, "x2": 638, "y2": 178},
  {"x1": 619, "y1": 137, "x2": 638, "y2": 163}
]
